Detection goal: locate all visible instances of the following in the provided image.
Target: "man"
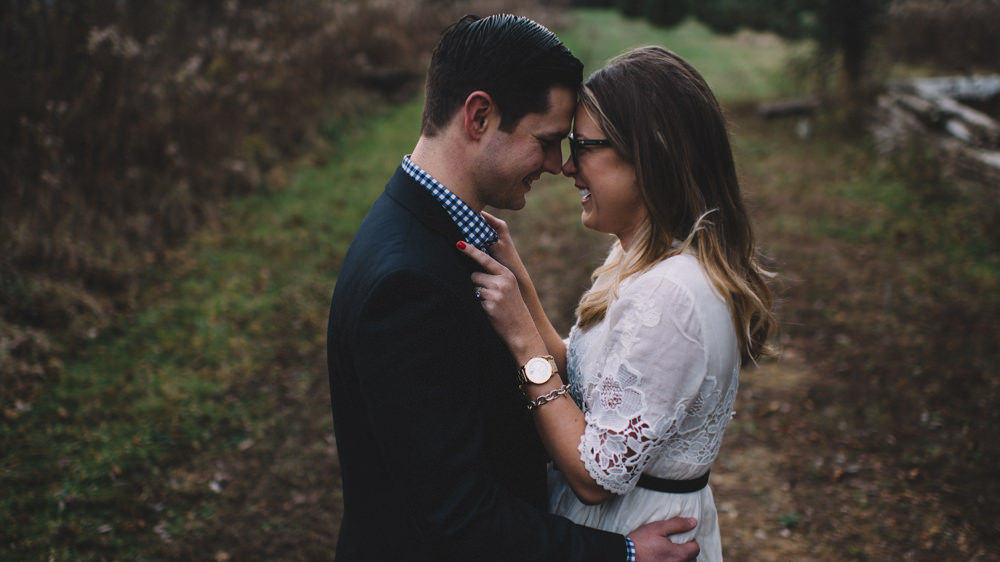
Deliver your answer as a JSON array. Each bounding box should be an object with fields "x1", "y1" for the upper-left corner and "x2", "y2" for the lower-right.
[{"x1": 327, "y1": 14, "x2": 700, "y2": 562}]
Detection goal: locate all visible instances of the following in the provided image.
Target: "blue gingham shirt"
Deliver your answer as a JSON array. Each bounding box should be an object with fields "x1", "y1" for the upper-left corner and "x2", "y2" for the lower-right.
[
  {"x1": 403, "y1": 157, "x2": 633, "y2": 562},
  {"x1": 401, "y1": 155, "x2": 498, "y2": 250}
]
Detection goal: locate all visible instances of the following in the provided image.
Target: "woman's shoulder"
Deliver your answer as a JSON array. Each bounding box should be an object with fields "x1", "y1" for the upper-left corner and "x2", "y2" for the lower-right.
[
  {"x1": 624, "y1": 252, "x2": 706, "y2": 294},
  {"x1": 654, "y1": 250, "x2": 703, "y2": 276},
  {"x1": 613, "y1": 253, "x2": 724, "y2": 320}
]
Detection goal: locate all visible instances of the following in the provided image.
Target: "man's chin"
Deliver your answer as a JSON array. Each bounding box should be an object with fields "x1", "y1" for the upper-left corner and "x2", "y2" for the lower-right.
[
  {"x1": 492, "y1": 197, "x2": 527, "y2": 212},
  {"x1": 508, "y1": 198, "x2": 528, "y2": 211}
]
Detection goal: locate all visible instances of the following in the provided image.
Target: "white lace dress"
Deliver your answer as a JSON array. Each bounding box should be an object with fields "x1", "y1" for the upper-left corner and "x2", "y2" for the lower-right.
[{"x1": 549, "y1": 252, "x2": 740, "y2": 562}]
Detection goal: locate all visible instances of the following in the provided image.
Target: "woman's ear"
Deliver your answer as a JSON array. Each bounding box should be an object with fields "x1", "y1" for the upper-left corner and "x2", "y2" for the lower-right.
[{"x1": 463, "y1": 90, "x2": 495, "y2": 139}]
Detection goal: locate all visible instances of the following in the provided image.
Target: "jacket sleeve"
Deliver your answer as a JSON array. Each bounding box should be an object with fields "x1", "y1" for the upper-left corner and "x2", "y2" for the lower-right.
[{"x1": 352, "y1": 268, "x2": 625, "y2": 562}]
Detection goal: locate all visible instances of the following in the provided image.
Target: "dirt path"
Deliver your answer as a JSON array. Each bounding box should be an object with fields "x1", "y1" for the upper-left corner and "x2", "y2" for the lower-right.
[
  {"x1": 182, "y1": 114, "x2": 995, "y2": 559},
  {"x1": 714, "y1": 355, "x2": 817, "y2": 561}
]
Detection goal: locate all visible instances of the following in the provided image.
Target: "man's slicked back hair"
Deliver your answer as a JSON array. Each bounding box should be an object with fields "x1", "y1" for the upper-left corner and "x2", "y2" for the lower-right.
[{"x1": 421, "y1": 14, "x2": 583, "y2": 136}]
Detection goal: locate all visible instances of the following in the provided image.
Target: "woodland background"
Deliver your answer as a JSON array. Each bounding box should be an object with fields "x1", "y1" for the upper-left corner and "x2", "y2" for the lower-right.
[{"x1": 2, "y1": 0, "x2": 1000, "y2": 560}]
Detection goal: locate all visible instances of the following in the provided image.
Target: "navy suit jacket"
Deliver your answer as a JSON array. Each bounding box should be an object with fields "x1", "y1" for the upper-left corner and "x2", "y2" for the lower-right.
[{"x1": 327, "y1": 166, "x2": 624, "y2": 561}]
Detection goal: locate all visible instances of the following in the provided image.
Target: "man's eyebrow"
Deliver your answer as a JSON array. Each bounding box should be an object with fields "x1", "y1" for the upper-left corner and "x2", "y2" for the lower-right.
[{"x1": 537, "y1": 131, "x2": 569, "y2": 142}]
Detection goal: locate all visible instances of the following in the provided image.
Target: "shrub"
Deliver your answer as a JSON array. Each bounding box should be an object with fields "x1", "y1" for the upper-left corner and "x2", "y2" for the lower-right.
[
  {"x1": 0, "y1": 0, "x2": 543, "y2": 411},
  {"x1": 642, "y1": 0, "x2": 690, "y2": 28},
  {"x1": 882, "y1": 0, "x2": 1000, "y2": 73},
  {"x1": 617, "y1": 0, "x2": 643, "y2": 18}
]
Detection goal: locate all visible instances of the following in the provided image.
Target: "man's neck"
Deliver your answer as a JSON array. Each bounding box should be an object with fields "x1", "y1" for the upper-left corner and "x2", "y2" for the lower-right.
[{"x1": 410, "y1": 136, "x2": 482, "y2": 212}]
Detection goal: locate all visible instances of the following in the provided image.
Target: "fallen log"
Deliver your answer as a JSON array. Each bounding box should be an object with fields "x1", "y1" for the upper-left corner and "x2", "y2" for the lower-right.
[
  {"x1": 908, "y1": 75, "x2": 1000, "y2": 103},
  {"x1": 876, "y1": 94, "x2": 1000, "y2": 186},
  {"x1": 889, "y1": 85, "x2": 1000, "y2": 148}
]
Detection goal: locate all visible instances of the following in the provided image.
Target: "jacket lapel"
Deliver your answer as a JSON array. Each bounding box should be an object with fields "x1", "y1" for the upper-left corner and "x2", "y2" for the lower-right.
[{"x1": 384, "y1": 166, "x2": 465, "y2": 244}]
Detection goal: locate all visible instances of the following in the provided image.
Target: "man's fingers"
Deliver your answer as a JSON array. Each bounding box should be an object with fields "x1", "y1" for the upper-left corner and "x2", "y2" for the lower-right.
[
  {"x1": 643, "y1": 517, "x2": 698, "y2": 537},
  {"x1": 673, "y1": 541, "x2": 699, "y2": 562},
  {"x1": 660, "y1": 517, "x2": 698, "y2": 536}
]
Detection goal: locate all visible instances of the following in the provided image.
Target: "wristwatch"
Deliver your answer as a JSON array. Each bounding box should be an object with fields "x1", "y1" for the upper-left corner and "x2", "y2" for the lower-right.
[{"x1": 517, "y1": 355, "x2": 558, "y2": 386}]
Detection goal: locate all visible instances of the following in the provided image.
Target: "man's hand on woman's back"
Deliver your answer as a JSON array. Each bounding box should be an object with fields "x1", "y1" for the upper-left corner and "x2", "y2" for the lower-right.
[{"x1": 629, "y1": 517, "x2": 700, "y2": 562}]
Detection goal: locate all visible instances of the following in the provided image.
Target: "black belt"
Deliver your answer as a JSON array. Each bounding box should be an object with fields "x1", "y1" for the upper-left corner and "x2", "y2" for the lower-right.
[{"x1": 637, "y1": 470, "x2": 710, "y2": 494}]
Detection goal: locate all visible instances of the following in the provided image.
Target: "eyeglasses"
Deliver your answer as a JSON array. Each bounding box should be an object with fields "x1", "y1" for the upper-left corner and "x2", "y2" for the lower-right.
[{"x1": 567, "y1": 134, "x2": 612, "y2": 167}]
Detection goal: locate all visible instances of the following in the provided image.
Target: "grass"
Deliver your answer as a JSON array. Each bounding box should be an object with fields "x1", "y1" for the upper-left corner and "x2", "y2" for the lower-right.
[
  {"x1": 0, "y1": 97, "x2": 425, "y2": 561},
  {"x1": 560, "y1": 10, "x2": 807, "y2": 102}
]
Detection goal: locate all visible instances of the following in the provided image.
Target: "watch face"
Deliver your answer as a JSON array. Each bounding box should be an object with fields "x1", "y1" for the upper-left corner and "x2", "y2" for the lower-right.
[{"x1": 525, "y1": 357, "x2": 553, "y2": 384}]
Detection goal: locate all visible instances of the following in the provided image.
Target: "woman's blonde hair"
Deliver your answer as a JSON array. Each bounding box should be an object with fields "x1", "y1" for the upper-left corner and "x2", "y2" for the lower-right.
[{"x1": 575, "y1": 46, "x2": 776, "y2": 363}]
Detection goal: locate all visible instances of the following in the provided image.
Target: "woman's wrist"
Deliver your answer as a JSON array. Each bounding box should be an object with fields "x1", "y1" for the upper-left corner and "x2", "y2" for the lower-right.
[
  {"x1": 512, "y1": 266, "x2": 533, "y2": 295},
  {"x1": 509, "y1": 331, "x2": 548, "y2": 367},
  {"x1": 522, "y1": 376, "x2": 564, "y2": 400}
]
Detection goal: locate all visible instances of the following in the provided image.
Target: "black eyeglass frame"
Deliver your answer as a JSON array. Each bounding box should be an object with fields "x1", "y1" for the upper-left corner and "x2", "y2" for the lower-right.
[{"x1": 567, "y1": 134, "x2": 612, "y2": 166}]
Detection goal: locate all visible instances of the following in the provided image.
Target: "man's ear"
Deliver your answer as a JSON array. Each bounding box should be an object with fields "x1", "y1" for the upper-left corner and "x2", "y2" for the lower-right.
[{"x1": 463, "y1": 91, "x2": 495, "y2": 139}]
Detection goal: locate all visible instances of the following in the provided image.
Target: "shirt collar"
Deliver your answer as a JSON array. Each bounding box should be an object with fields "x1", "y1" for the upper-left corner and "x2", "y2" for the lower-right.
[{"x1": 401, "y1": 155, "x2": 498, "y2": 250}]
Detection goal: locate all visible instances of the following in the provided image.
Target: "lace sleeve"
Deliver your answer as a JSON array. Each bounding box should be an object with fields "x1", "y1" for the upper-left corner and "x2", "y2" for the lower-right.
[{"x1": 576, "y1": 266, "x2": 732, "y2": 495}]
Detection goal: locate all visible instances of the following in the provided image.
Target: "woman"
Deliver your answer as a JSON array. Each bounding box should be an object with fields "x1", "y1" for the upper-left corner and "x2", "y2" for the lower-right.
[{"x1": 459, "y1": 46, "x2": 775, "y2": 560}]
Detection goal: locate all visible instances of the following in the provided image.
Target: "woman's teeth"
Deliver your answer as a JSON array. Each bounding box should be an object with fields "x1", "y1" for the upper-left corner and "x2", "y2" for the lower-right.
[{"x1": 580, "y1": 188, "x2": 591, "y2": 201}]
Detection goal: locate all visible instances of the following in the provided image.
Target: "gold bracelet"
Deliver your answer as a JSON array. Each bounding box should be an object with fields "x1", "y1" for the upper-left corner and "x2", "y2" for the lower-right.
[{"x1": 526, "y1": 384, "x2": 572, "y2": 411}]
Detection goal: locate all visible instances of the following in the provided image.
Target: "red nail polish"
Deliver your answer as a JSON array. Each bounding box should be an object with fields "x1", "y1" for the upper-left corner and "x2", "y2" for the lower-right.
[{"x1": 456, "y1": 241, "x2": 467, "y2": 250}]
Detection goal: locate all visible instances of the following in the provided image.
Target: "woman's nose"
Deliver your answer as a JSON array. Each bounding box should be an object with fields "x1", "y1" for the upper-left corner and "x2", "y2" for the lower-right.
[{"x1": 561, "y1": 155, "x2": 576, "y2": 177}]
